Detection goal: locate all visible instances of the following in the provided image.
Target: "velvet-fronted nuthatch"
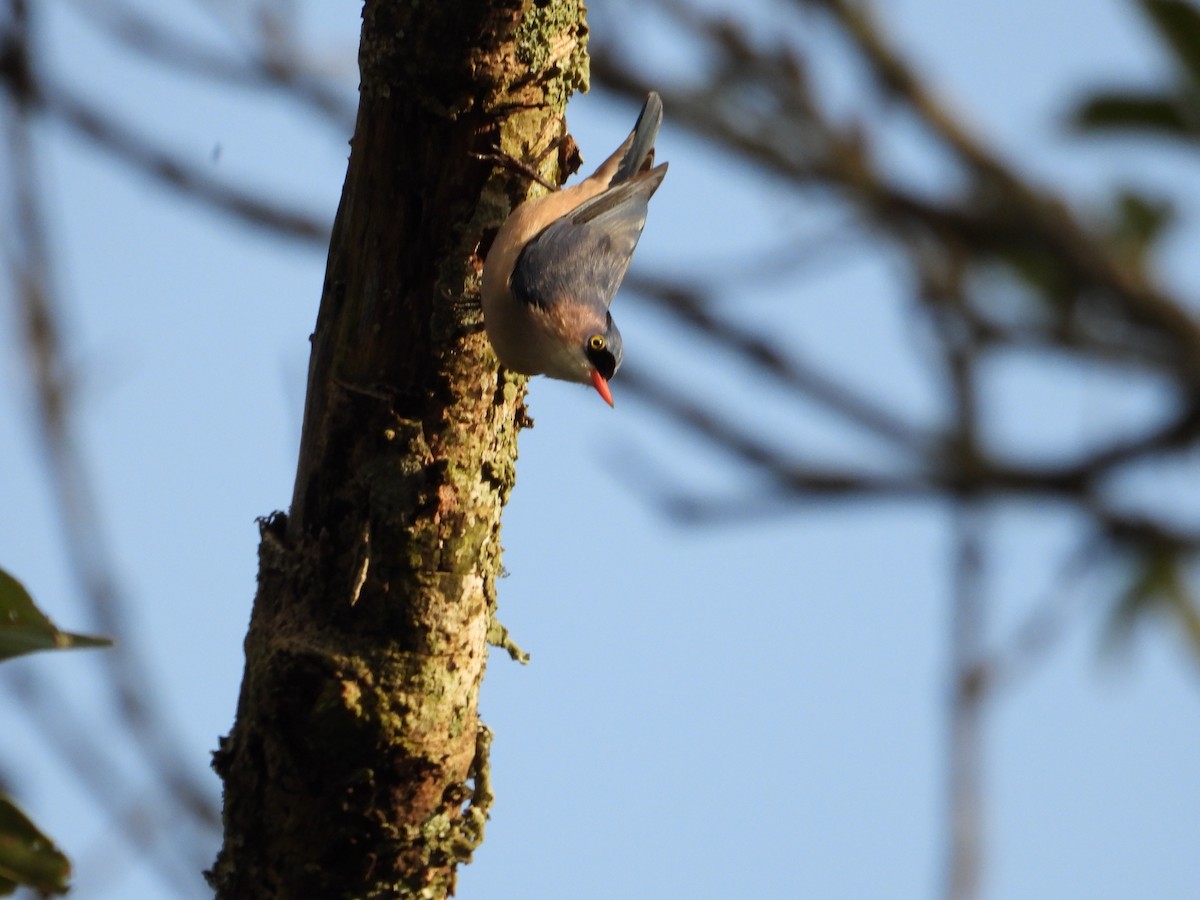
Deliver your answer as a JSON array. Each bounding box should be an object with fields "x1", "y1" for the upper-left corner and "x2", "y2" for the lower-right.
[{"x1": 482, "y1": 92, "x2": 668, "y2": 407}]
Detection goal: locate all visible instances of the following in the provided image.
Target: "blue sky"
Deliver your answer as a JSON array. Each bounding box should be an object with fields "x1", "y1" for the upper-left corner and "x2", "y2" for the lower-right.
[{"x1": 2, "y1": 1, "x2": 1198, "y2": 898}]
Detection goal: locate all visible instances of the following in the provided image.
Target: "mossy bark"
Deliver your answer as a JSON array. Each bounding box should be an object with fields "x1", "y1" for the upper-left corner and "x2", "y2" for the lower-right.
[{"x1": 209, "y1": 2, "x2": 588, "y2": 897}]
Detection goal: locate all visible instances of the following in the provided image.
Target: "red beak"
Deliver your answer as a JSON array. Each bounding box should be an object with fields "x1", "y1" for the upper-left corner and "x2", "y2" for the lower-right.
[{"x1": 590, "y1": 369, "x2": 614, "y2": 407}]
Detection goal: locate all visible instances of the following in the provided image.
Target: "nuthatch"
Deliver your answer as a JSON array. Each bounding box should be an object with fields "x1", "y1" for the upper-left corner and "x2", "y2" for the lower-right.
[{"x1": 482, "y1": 92, "x2": 668, "y2": 407}]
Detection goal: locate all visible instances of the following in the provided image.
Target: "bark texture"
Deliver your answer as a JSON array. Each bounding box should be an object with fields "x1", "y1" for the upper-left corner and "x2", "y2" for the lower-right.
[{"x1": 209, "y1": 2, "x2": 588, "y2": 897}]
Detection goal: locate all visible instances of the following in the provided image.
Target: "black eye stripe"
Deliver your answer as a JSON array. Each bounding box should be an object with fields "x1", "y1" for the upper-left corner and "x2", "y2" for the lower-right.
[{"x1": 586, "y1": 345, "x2": 617, "y2": 380}]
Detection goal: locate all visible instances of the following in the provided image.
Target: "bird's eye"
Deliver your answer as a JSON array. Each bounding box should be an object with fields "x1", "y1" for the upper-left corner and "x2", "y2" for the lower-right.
[{"x1": 588, "y1": 335, "x2": 606, "y2": 351}]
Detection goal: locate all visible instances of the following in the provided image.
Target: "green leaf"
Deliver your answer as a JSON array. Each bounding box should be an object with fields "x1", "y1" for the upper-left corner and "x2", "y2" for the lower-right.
[
  {"x1": 1111, "y1": 189, "x2": 1175, "y2": 243},
  {"x1": 0, "y1": 568, "x2": 112, "y2": 662},
  {"x1": 1100, "y1": 188, "x2": 1176, "y2": 273},
  {"x1": 1140, "y1": 0, "x2": 1200, "y2": 88},
  {"x1": 1071, "y1": 91, "x2": 1195, "y2": 135},
  {"x1": 0, "y1": 795, "x2": 70, "y2": 896},
  {"x1": 1107, "y1": 548, "x2": 1200, "y2": 662}
]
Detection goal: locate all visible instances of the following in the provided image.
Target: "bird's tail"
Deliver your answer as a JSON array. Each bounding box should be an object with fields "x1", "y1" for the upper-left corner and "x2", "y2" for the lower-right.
[{"x1": 612, "y1": 92, "x2": 663, "y2": 185}]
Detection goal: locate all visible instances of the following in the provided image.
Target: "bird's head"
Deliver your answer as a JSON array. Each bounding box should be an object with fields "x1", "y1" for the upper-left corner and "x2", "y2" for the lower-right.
[
  {"x1": 532, "y1": 301, "x2": 624, "y2": 406},
  {"x1": 581, "y1": 319, "x2": 623, "y2": 407}
]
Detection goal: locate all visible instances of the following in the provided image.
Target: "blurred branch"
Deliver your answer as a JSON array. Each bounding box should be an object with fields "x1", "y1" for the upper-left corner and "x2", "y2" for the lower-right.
[
  {"x1": 626, "y1": 272, "x2": 935, "y2": 455},
  {"x1": 935, "y1": 246, "x2": 985, "y2": 900},
  {"x1": 687, "y1": 217, "x2": 869, "y2": 287},
  {"x1": 620, "y1": 353, "x2": 1200, "y2": 549},
  {"x1": 594, "y1": 0, "x2": 1200, "y2": 534},
  {"x1": 65, "y1": 0, "x2": 356, "y2": 131},
  {"x1": 619, "y1": 321, "x2": 1200, "y2": 540},
  {"x1": 595, "y1": 1, "x2": 1200, "y2": 377},
  {"x1": 42, "y1": 80, "x2": 331, "y2": 244},
  {"x1": 8, "y1": 670, "x2": 213, "y2": 897},
  {"x1": 619, "y1": 366, "x2": 935, "y2": 501},
  {"x1": 595, "y1": 4, "x2": 1200, "y2": 891},
  {"x1": 944, "y1": 506, "x2": 985, "y2": 900},
  {"x1": 2, "y1": 4, "x2": 219, "y2": 896},
  {"x1": 808, "y1": 0, "x2": 1200, "y2": 371},
  {"x1": 976, "y1": 536, "x2": 1104, "y2": 693}
]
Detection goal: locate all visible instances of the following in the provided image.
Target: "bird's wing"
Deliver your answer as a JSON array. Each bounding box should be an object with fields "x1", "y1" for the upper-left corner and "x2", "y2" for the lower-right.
[
  {"x1": 510, "y1": 165, "x2": 668, "y2": 312},
  {"x1": 612, "y1": 92, "x2": 664, "y2": 185}
]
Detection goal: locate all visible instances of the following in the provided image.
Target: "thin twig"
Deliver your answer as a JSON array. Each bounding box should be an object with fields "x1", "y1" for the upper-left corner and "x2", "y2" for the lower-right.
[
  {"x1": 625, "y1": 272, "x2": 935, "y2": 456},
  {"x1": 7, "y1": 670, "x2": 213, "y2": 898},
  {"x1": 808, "y1": 0, "x2": 1200, "y2": 372},
  {"x1": 978, "y1": 535, "x2": 1106, "y2": 693},
  {"x1": 64, "y1": 0, "x2": 356, "y2": 131},
  {"x1": 2, "y1": 9, "x2": 219, "y2": 895},
  {"x1": 41, "y1": 79, "x2": 330, "y2": 244},
  {"x1": 944, "y1": 504, "x2": 986, "y2": 900}
]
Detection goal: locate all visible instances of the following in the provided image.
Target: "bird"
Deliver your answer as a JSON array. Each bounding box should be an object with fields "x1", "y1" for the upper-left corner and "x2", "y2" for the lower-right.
[{"x1": 482, "y1": 92, "x2": 668, "y2": 407}]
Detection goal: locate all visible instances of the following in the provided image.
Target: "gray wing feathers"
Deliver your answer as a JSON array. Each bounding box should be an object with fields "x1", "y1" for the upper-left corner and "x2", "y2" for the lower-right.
[
  {"x1": 613, "y1": 92, "x2": 663, "y2": 185},
  {"x1": 510, "y1": 167, "x2": 666, "y2": 312},
  {"x1": 509, "y1": 93, "x2": 667, "y2": 314},
  {"x1": 510, "y1": 216, "x2": 629, "y2": 312}
]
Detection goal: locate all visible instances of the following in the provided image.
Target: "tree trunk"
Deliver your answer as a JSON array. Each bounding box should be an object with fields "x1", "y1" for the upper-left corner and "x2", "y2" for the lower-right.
[{"x1": 208, "y1": 2, "x2": 588, "y2": 897}]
